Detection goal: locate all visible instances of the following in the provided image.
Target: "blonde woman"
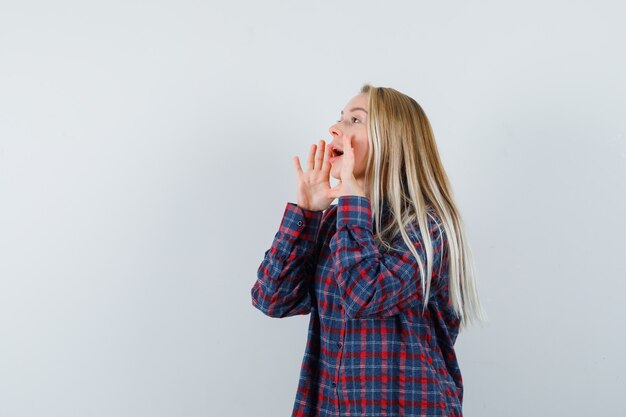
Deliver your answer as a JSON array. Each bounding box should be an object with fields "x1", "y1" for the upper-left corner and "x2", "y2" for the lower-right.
[{"x1": 251, "y1": 84, "x2": 486, "y2": 417}]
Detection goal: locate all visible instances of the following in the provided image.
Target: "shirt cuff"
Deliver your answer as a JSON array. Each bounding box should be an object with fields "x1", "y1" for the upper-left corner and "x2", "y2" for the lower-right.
[
  {"x1": 279, "y1": 203, "x2": 324, "y2": 242},
  {"x1": 336, "y1": 195, "x2": 372, "y2": 230}
]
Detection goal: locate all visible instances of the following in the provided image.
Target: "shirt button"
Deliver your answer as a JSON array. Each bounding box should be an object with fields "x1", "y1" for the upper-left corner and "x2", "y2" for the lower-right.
[
  {"x1": 297, "y1": 220, "x2": 303, "y2": 227},
  {"x1": 337, "y1": 342, "x2": 342, "y2": 348},
  {"x1": 331, "y1": 382, "x2": 337, "y2": 388}
]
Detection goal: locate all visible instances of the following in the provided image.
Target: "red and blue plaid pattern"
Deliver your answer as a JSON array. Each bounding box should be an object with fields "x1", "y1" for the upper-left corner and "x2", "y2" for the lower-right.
[{"x1": 252, "y1": 196, "x2": 463, "y2": 416}]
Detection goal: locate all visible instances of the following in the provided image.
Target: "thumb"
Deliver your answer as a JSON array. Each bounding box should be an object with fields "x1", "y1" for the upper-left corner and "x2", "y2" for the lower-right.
[{"x1": 327, "y1": 183, "x2": 341, "y2": 199}]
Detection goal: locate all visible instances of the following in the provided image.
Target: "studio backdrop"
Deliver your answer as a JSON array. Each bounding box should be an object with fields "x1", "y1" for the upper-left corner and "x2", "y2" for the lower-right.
[{"x1": 1, "y1": 1, "x2": 625, "y2": 416}]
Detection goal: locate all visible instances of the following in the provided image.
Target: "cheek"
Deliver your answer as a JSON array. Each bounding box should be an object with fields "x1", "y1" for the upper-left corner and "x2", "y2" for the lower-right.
[{"x1": 355, "y1": 139, "x2": 369, "y2": 166}]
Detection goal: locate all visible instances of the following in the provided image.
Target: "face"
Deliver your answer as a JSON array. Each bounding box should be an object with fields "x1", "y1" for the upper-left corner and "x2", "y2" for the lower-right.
[{"x1": 328, "y1": 93, "x2": 370, "y2": 181}]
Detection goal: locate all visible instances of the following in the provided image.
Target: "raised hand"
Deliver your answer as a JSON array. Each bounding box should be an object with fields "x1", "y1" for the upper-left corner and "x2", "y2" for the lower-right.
[
  {"x1": 293, "y1": 140, "x2": 334, "y2": 211},
  {"x1": 327, "y1": 135, "x2": 366, "y2": 199}
]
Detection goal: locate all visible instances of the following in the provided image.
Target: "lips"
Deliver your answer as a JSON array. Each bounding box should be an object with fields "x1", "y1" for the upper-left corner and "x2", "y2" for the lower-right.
[
  {"x1": 329, "y1": 143, "x2": 344, "y2": 158},
  {"x1": 329, "y1": 154, "x2": 343, "y2": 164}
]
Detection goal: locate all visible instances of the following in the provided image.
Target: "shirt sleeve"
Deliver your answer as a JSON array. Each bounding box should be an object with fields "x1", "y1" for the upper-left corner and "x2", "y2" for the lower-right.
[
  {"x1": 330, "y1": 195, "x2": 443, "y2": 320},
  {"x1": 251, "y1": 202, "x2": 323, "y2": 318}
]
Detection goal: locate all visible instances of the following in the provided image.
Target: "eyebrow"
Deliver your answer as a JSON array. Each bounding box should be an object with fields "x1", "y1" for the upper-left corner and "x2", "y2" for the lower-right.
[{"x1": 341, "y1": 107, "x2": 368, "y2": 115}]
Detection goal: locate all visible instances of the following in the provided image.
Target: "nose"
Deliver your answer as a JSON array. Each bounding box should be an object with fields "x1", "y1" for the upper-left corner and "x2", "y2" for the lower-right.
[{"x1": 329, "y1": 121, "x2": 341, "y2": 137}]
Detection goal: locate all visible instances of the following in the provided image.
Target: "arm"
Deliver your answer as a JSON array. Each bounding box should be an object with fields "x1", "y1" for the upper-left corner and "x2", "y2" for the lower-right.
[
  {"x1": 330, "y1": 195, "x2": 444, "y2": 320},
  {"x1": 251, "y1": 203, "x2": 323, "y2": 318}
]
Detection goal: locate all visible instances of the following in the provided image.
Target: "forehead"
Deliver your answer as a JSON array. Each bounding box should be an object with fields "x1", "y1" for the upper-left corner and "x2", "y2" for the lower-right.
[{"x1": 342, "y1": 93, "x2": 369, "y2": 112}]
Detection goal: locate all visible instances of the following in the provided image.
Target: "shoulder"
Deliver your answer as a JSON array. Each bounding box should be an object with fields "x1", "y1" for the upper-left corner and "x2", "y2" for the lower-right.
[
  {"x1": 389, "y1": 206, "x2": 445, "y2": 244},
  {"x1": 425, "y1": 206, "x2": 446, "y2": 240}
]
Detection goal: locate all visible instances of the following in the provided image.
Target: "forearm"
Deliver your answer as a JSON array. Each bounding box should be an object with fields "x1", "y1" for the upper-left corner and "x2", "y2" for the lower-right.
[
  {"x1": 330, "y1": 196, "x2": 436, "y2": 319},
  {"x1": 251, "y1": 203, "x2": 323, "y2": 317}
]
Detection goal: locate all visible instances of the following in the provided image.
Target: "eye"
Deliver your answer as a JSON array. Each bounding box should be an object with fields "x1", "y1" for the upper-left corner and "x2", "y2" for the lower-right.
[{"x1": 336, "y1": 116, "x2": 363, "y2": 124}]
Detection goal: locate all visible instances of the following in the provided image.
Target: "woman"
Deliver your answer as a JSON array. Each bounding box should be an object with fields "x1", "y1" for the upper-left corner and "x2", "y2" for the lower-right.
[{"x1": 251, "y1": 84, "x2": 487, "y2": 417}]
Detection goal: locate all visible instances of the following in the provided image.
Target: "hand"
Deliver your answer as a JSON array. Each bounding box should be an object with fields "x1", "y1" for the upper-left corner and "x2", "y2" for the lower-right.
[
  {"x1": 327, "y1": 135, "x2": 366, "y2": 199},
  {"x1": 293, "y1": 140, "x2": 334, "y2": 211}
]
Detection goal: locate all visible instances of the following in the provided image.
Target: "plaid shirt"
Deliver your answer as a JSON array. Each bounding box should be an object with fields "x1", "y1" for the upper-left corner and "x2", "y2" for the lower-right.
[{"x1": 251, "y1": 195, "x2": 463, "y2": 417}]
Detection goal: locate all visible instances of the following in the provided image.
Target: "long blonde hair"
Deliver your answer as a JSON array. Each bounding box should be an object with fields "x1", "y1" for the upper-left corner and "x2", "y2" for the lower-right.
[{"x1": 361, "y1": 84, "x2": 487, "y2": 329}]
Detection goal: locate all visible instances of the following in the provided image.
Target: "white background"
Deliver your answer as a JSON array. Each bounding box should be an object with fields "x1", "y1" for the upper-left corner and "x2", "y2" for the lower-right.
[{"x1": 1, "y1": 1, "x2": 625, "y2": 416}]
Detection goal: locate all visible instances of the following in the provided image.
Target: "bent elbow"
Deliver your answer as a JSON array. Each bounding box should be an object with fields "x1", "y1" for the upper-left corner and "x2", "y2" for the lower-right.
[
  {"x1": 250, "y1": 285, "x2": 278, "y2": 318},
  {"x1": 251, "y1": 297, "x2": 281, "y2": 318},
  {"x1": 251, "y1": 286, "x2": 311, "y2": 318}
]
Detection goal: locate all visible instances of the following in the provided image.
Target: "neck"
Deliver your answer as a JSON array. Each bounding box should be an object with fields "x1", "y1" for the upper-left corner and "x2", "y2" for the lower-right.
[{"x1": 355, "y1": 177, "x2": 369, "y2": 199}]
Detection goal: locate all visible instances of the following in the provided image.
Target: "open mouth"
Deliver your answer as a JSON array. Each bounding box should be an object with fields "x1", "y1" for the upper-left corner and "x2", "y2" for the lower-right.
[{"x1": 330, "y1": 147, "x2": 344, "y2": 158}]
